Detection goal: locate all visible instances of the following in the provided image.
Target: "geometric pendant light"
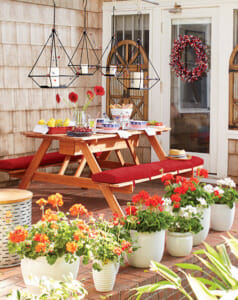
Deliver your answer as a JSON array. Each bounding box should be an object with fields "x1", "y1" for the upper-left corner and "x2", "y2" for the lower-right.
[
  {"x1": 116, "y1": 1, "x2": 160, "y2": 90},
  {"x1": 28, "y1": 1, "x2": 76, "y2": 88},
  {"x1": 68, "y1": 0, "x2": 100, "y2": 76}
]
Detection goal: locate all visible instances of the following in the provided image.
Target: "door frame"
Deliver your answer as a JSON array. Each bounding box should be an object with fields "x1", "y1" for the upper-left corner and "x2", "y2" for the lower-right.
[{"x1": 160, "y1": 7, "x2": 219, "y2": 174}]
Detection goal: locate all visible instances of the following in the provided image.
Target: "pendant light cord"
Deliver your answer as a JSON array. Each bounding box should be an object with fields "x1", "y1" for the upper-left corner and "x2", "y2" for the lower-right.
[
  {"x1": 52, "y1": 0, "x2": 56, "y2": 29},
  {"x1": 83, "y1": 0, "x2": 87, "y2": 31}
]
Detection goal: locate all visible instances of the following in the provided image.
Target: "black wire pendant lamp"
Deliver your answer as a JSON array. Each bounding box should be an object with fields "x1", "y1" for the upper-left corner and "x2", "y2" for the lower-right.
[
  {"x1": 99, "y1": 5, "x2": 119, "y2": 77},
  {"x1": 116, "y1": 8, "x2": 160, "y2": 90},
  {"x1": 28, "y1": 1, "x2": 76, "y2": 88},
  {"x1": 68, "y1": 0, "x2": 100, "y2": 76}
]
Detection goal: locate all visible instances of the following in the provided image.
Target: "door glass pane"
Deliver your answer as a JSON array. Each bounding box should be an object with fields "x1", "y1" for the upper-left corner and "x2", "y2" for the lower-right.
[{"x1": 170, "y1": 19, "x2": 211, "y2": 153}]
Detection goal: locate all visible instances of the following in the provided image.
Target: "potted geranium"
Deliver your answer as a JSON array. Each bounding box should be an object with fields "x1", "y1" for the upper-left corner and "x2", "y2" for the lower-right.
[
  {"x1": 120, "y1": 191, "x2": 172, "y2": 268},
  {"x1": 162, "y1": 169, "x2": 213, "y2": 246},
  {"x1": 164, "y1": 202, "x2": 203, "y2": 257},
  {"x1": 209, "y1": 177, "x2": 238, "y2": 231},
  {"x1": 8, "y1": 193, "x2": 91, "y2": 294},
  {"x1": 87, "y1": 214, "x2": 133, "y2": 292}
]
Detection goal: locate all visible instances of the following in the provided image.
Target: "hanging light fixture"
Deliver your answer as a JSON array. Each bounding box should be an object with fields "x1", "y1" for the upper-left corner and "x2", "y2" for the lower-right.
[
  {"x1": 116, "y1": 0, "x2": 160, "y2": 90},
  {"x1": 28, "y1": 0, "x2": 76, "y2": 88},
  {"x1": 99, "y1": 4, "x2": 119, "y2": 77},
  {"x1": 68, "y1": 0, "x2": 100, "y2": 76}
]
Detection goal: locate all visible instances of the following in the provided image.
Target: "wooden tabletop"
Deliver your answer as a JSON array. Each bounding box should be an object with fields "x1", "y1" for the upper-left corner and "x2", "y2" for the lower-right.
[{"x1": 22, "y1": 127, "x2": 171, "y2": 141}]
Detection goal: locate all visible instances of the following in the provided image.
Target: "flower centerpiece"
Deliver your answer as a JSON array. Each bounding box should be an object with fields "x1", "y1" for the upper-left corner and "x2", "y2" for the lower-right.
[
  {"x1": 7, "y1": 193, "x2": 91, "y2": 293},
  {"x1": 56, "y1": 86, "x2": 105, "y2": 127},
  {"x1": 87, "y1": 214, "x2": 133, "y2": 292},
  {"x1": 120, "y1": 191, "x2": 172, "y2": 268},
  {"x1": 208, "y1": 177, "x2": 238, "y2": 231},
  {"x1": 161, "y1": 169, "x2": 213, "y2": 246}
]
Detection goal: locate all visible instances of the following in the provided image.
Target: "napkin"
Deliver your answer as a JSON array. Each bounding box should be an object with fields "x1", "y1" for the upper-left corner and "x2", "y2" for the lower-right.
[
  {"x1": 144, "y1": 127, "x2": 156, "y2": 136},
  {"x1": 33, "y1": 125, "x2": 49, "y2": 134},
  {"x1": 117, "y1": 130, "x2": 131, "y2": 139}
]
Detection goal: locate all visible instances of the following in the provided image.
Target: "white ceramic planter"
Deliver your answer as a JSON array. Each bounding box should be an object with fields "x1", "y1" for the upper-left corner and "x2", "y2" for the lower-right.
[
  {"x1": 92, "y1": 261, "x2": 118, "y2": 292},
  {"x1": 211, "y1": 204, "x2": 235, "y2": 231},
  {"x1": 21, "y1": 256, "x2": 80, "y2": 294},
  {"x1": 166, "y1": 231, "x2": 193, "y2": 257},
  {"x1": 193, "y1": 206, "x2": 211, "y2": 246},
  {"x1": 127, "y1": 230, "x2": 165, "y2": 268}
]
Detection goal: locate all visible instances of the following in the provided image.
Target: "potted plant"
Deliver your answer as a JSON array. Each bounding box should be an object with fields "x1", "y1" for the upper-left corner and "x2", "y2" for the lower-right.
[
  {"x1": 164, "y1": 203, "x2": 203, "y2": 257},
  {"x1": 209, "y1": 177, "x2": 238, "y2": 231},
  {"x1": 7, "y1": 193, "x2": 91, "y2": 294},
  {"x1": 162, "y1": 169, "x2": 213, "y2": 246},
  {"x1": 120, "y1": 191, "x2": 172, "y2": 268},
  {"x1": 87, "y1": 214, "x2": 133, "y2": 292}
]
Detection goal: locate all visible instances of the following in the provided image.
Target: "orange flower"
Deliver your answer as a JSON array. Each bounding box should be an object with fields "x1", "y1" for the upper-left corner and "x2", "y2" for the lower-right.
[
  {"x1": 121, "y1": 240, "x2": 131, "y2": 251},
  {"x1": 33, "y1": 233, "x2": 50, "y2": 243},
  {"x1": 36, "y1": 198, "x2": 48, "y2": 207},
  {"x1": 74, "y1": 230, "x2": 85, "y2": 241},
  {"x1": 48, "y1": 193, "x2": 63, "y2": 208},
  {"x1": 9, "y1": 226, "x2": 28, "y2": 243},
  {"x1": 50, "y1": 223, "x2": 59, "y2": 229},
  {"x1": 35, "y1": 242, "x2": 47, "y2": 253},
  {"x1": 66, "y1": 241, "x2": 78, "y2": 254},
  {"x1": 69, "y1": 204, "x2": 88, "y2": 216},
  {"x1": 113, "y1": 247, "x2": 122, "y2": 256},
  {"x1": 77, "y1": 220, "x2": 89, "y2": 231},
  {"x1": 42, "y1": 209, "x2": 59, "y2": 222}
]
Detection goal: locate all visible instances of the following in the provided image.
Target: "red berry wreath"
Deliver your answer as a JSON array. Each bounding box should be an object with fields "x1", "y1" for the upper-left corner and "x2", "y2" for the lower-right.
[{"x1": 170, "y1": 35, "x2": 208, "y2": 83}]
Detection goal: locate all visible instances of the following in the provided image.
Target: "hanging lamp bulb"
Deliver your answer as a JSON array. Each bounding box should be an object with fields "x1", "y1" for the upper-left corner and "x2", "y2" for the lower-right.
[
  {"x1": 68, "y1": 0, "x2": 100, "y2": 76},
  {"x1": 28, "y1": 0, "x2": 76, "y2": 88}
]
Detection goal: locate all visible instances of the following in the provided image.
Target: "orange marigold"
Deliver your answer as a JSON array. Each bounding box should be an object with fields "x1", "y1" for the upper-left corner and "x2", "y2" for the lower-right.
[
  {"x1": 9, "y1": 226, "x2": 28, "y2": 243},
  {"x1": 35, "y1": 242, "x2": 47, "y2": 253},
  {"x1": 48, "y1": 193, "x2": 63, "y2": 207},
  {"x1": 66, "y1": 241, "x2": 78, "y2": 254},
  {"x1": 36, "y1": 198, "x2": 48, "y2": 207},
  {"x1": 69, "y1": 204, "x2": 88, "y2": 216}
]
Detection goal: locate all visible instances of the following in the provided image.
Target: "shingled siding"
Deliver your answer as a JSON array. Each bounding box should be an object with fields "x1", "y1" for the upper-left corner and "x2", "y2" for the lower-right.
[{"x1": 0, "y1": 0, "x2": 103, "y2": 185}]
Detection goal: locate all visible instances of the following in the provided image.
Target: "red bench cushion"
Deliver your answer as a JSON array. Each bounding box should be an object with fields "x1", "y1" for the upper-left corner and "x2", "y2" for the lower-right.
[
  {"x1": 0, "y1": 152, "x2": 82, "y2": 170},
  {"x1": 92, "y1": 156, "x2": 204, "y2": 184}
]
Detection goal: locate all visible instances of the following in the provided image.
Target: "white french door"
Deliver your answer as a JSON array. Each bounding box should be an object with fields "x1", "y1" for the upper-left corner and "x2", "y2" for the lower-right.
[{"x1": 160, "y1": 7, "x2": 219, "y2": 174}]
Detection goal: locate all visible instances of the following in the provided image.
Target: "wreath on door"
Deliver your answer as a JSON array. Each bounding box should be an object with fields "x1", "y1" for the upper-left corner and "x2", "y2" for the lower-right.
[{"x1": 170, "y1": 35, "x2": 208, "y2": 83}]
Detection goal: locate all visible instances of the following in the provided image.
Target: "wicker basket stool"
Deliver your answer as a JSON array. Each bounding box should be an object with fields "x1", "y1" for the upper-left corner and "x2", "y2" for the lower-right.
[{"x1": 0, "y1": 189, "x2": 32, "y2": 268}]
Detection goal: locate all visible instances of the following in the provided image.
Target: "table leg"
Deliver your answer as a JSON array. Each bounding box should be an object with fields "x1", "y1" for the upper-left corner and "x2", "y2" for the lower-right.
[
  {"x1": 74, "y1": 157, "x2": 87, "y2": 177},
  {"x1": 146, "y1": 135, "x2": 166, "y2": 161},
  {"x1": 18, "y1": 139, "x2": 51, "y2": 189},
  {"x1": 115, "y1": 150, "x2": 125, "y2": 166},
  {"x1": 126, "y1": 138, "x2": 140, "y2": 165},
  {"x1": 58, "y1": 155, "x2": 71, "y2": 175},
  {"x1": 80, "y1": 142, "x2": 124, "y2": 216}
]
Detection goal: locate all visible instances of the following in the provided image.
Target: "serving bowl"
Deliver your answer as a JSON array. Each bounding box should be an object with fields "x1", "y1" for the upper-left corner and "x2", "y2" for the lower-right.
[
  {"x1": 128, "y1": 120, "x2": 147, "y2": 129},
  {"x1": 101, "y1": 122, "x2": 120, "y2": 131},
  {"x1": 110, "y1": 108, "x2": 133, "y2": 121}
]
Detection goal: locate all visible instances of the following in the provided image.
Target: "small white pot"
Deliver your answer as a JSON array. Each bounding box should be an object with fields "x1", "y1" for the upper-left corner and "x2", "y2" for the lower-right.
[
  {"x1": 166, "y1": 231, "x2": 193, "y2": 257},
  {"x1": 92, "y1": 261, "x2": 118, "y2": 292},
  {"x1": 21, "y1": 256, "x2": 80, "y2": 294},
  {"x1": 193, "y1": 206, "x2": 211, "y2": 246},
  {"x1": 127, "y1": 230, "x2": 165, "y2": 268},
  {"x1": 211, "y1": 204, "x2": 235, "y2": 231}
]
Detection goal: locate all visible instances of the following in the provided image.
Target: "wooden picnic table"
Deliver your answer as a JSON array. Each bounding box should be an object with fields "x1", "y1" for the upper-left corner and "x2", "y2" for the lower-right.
[{"x1": 19, "y1": 128, "x2": 170, "y2": 216}]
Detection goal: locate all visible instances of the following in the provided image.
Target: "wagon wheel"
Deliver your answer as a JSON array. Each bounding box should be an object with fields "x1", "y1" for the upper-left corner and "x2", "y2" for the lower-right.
[{"x1": 106, "y1": 40, "x2": 148, "y2": 120}]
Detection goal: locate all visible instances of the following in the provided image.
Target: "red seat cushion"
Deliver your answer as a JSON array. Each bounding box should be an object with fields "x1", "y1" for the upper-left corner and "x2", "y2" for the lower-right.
[
  {"x1": 92, "y1": 156, "x2": 204, "y2": 184},
  {"x1": 0, "y1": 152, "x2": 82, "y2": 170}
]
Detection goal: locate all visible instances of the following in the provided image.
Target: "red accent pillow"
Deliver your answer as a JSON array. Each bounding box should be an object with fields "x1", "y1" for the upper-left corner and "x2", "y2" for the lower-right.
[
  {"x1": 92, "y1": 156, "x2": 204, "y2": 184},
  {"x1": 0, "y1": 152, "x2": 82, "y2": 170}
]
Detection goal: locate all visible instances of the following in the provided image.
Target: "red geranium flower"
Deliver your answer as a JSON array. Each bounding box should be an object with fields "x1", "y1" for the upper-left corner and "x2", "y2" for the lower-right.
[
  {"x1": 175, "y1": 176, "x2": 186, "y2": 183},
  {"x1": 171, "y1": 194, "x2": 181, "y2": 203},
  {"x1": 94, "y1": 86, "x2": 105, "y2": 96},
  {"x1": 196, "y1": 168, "x2": 208, "y2": 178},
  {"x1": 161, "y1": 174, "x2": 174, "y2": 184},
  {"x1": 56, "y1": 94, "x2": 61, "y2": 103},
  {"x1": 125, "y1": 205, "x2": 138, "y2": 216},
  {"x1": 68, "y1": 92, "x2": 78, "y2": 103}
]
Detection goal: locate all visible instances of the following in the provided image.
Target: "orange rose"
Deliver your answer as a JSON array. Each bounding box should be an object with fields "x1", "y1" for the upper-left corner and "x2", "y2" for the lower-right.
[
  {"x1": 66, "y1": 241, "x2": 78, "y2": 254},
  {"x1": 69, "y1": 204, "x2": 88, "y2": 216}
]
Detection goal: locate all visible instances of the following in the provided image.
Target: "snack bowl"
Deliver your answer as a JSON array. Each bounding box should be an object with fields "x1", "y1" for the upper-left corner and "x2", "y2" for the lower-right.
[
  {"x1": 96, "y1": 118, "x2": 106, "y2": 128},
  {"x1": 129, "y1": 120, "x2": 147, "y2": 129},
  {"x1": 101, "y1": 122, "x2": 120, "y2": 131},
  {"x1": 111, "y1": 108, "x2": 133, "y2": 121}
]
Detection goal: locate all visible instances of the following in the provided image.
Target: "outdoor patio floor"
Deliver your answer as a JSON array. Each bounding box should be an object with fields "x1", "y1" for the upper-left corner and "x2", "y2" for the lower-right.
[{"x1": 0, "y1": 180, "x2": 238, "y2": 299}]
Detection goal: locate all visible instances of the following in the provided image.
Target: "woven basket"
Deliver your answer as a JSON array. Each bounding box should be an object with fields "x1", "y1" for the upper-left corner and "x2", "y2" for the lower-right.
[{"x1": 0, "y1": 189, "x2": 32, "y2": 268}]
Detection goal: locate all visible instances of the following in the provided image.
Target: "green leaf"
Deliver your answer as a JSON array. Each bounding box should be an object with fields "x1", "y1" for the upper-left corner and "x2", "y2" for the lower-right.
[
  {"x1": 204, "y1": 242, "x2": 220, "y2": 261},
  {"x1": 196, "y1": 277, "x2": 222, "y2": 290},
  {"x1": 175, "y1": 263, "x2": 202, "y2": 271},
  {"x1": 185, "y1": 274, "x2": 218, "y2": 300},
  {"x1": 217, "y1": 244, "x2": 231, "y2": 269},
  {"x1": 150, "y1": 261, "x2": 181, "y2": 286}
]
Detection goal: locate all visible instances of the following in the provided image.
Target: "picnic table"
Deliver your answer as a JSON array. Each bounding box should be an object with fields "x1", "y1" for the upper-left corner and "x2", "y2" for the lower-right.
[{"x1": 17, "y1": 128, "x2": 170, "y2": 216}]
